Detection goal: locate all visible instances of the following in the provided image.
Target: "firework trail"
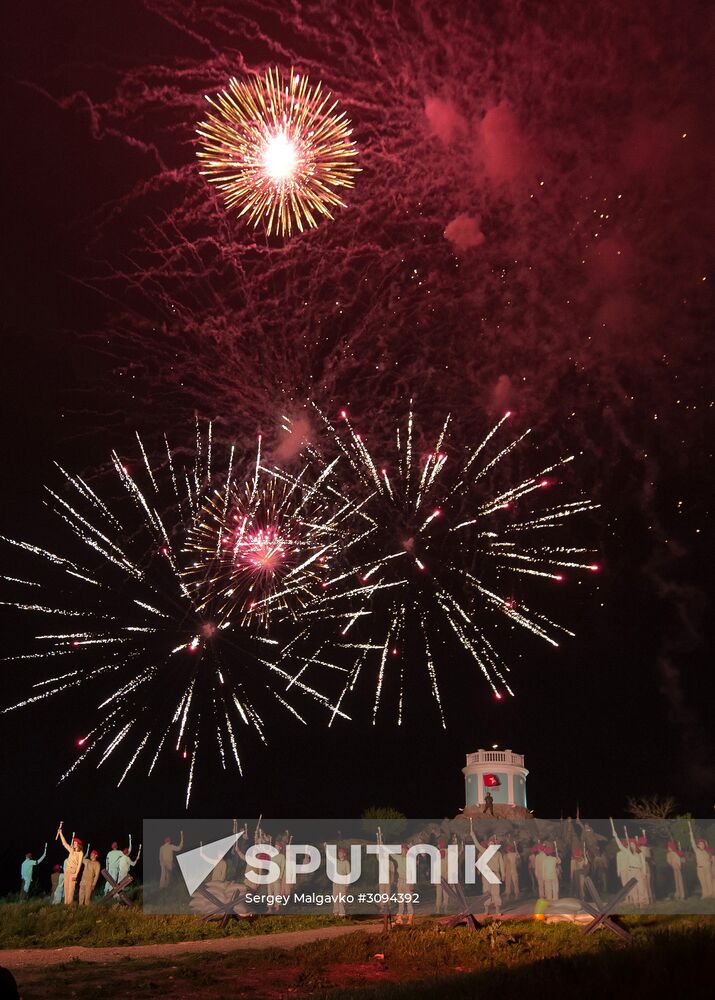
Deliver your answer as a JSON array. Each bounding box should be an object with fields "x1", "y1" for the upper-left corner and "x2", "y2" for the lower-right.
[
  {"x1": 196, "y1": 66, "x2": 359, "y2": 236},
  {"x1": 0, "y1": 423, "x2": 349, "y2": 804},
  {"x1": 304, "y1": 404, "x2": 600, "y2": 726}
]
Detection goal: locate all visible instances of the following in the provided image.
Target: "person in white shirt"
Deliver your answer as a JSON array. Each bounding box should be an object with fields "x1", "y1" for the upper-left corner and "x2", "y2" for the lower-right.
[
  {"x1": 688, "y1": 820, "x2": 714, "y2": 899},
  {"x1": 117, "y1": 843, "x2": 142, "y2": 883},
  {"x1": 610, "y1": 820, "x2": 647, "y2": 906},
  {"x1": 534, "y1": 843, "x2": 546, "y2": 898},
  {"x1": 52, "y1": 866, "x2": 65, "y2": 905},
  {"x1": 541, "y1": 846, "x2": 560, "y2": 901},
  {"x1": 666, "y1": 840, "x2": 686, "y2": 901},
  {"x1": 638, "y1": 832, "x2": 653, "y2": 903},
  {"x1": 104, "y1": 839, "x2": 129, "y2": 894},
  {"x1": 20, "y1": 843, "x2": 47, "y2": 898},
  {"x1": 159, "y1": 831, "x2": 184, "y2": 889}
]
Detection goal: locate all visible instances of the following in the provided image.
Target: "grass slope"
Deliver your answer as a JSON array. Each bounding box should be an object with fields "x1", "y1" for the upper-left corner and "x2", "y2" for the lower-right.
[
  {"x1": 9, "y1": 916, "x2": 714, "y2": 999},
  {"x1": 0, "y1": 900, "x2": 353, "y2": 949}
]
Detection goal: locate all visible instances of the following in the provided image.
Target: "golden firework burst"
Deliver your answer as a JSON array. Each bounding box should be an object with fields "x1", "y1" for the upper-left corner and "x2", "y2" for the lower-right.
[{"x1": 196, "y1": 67, "x2": 359, "y2": 237}]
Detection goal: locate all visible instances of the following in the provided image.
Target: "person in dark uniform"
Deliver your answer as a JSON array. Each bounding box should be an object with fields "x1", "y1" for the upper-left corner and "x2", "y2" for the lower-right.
[{"x1": 483, "y1": 791, "x2": 494, "y2": 816}]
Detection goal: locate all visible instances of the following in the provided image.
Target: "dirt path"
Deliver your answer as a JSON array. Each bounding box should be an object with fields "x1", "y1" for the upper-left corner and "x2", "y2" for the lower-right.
[{"x1": 0, "y1": 921, "x2": 383, "y2": 971}]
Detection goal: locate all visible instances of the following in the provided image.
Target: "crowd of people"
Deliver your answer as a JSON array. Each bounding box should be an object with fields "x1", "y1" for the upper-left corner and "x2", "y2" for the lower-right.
[
  {"x1": 19, "y1": 821, "x2": 141, "y2": 905},
  {"x1": 453, "y1": 816, "x2": 715, "y2": 913},
  {"x1": 19, "y1": 816, "x2": 714, "y2": 914},
  {"x1": 152, "y1": 817, "x2": 715, "y2": 918}
]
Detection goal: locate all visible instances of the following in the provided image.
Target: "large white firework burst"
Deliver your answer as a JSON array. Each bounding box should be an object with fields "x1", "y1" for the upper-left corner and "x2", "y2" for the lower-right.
[
  {"x1": 0, "y1": 423, "x2": 348, "y2": 804},
  {"x1": 304, "y1": 404, "x2": 601, "y2": 726}
]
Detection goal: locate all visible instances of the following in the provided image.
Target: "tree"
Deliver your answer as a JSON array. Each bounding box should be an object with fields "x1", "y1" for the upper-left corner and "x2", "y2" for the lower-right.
[
  {"x1": 361, "y1": 806, "x2": 407, "y2": 841},
  {"x1": 625, "y1": 795, "x2": 676, "y2": 820}
]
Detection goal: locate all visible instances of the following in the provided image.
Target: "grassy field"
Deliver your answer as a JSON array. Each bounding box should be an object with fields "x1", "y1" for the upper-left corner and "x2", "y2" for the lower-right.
[
  {"x1": 6, "y1": 916, "x2": 714, "y2": 999},
  {"x1": 0, "y1": 899, "x2": 355, "y2": 949}
]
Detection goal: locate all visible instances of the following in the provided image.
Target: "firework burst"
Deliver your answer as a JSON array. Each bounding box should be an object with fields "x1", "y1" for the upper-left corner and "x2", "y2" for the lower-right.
[
  {"x1": 183, "y1": 435, "x2": 352, "y2": 626},
  {"x1": 196, "y1": 67, "x2": 359, "y2": 237},
  {"x1": 0, "y1": 423, "x2": 348, "y2": 803},
  {"x1": 306, "y1": 405, "x2": 601, "y2": 725}
]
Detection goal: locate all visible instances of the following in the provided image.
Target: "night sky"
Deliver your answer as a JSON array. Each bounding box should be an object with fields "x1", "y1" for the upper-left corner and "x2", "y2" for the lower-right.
[{"x1": 1, "y1": 0, "x2": 713, "y2": 891}]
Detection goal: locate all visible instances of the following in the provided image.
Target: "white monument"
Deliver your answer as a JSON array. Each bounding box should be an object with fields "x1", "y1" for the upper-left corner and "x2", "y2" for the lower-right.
[{"x1": 462, "y1": 747, "x2": 530, "y2": 818}]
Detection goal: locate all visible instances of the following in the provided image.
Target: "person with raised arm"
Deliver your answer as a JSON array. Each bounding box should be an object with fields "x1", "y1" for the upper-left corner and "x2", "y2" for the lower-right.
[
  {"x1": 20, "y1": 842, "x2": 47, "y2": 898},
  {"x1": 541, "y1": 844, "x2": 560, "y2": 902},
  {"x1": 666, "y1": 839, "x2": 686, "y2": 901},
  {"x1": 503, "y1": 841, "x2": 520, "y2": 899},
  {"x1": 394, "y1": 843, "x2": 416, "y2": 925},
  {"x1": 688, "y1": 820, "x2": 713, "y2": 899},
  {"x1": 269, "y1": 835, "x2": 289, "y2": 913},
  {"x1": 199, "y1": 839, "x2": 228, "y2": 883},
  {"x1": 159, "y1": 830, "x2": 183, "y2": 889},
  {"x1": 609, "y1": 818, "x2": 647, "y2": 906},
  {"x1": 434, "y1": 838, "x2": 448, "y2": 914},
  {"x1": 638, "y1": 829, "x2": 654, "y2": 903},
  {"x1": 469, "y1": 818, "x2": 504, "y2": 914},
  {"x1": 234, "y1": 825, "x2": 273, "y2": 891},
  {"x1": 117, "y1": 842, "x2": 141, "y2": 888},
  {"x1": 534, "y1": 842, "x2": 546, "y2": 898},
  {"x1": 570, "y1": 845, "x2": 589, "y2": 900},
  {"x1": 56, "y1": 822, "x2": 84, "y2": 905},
  {"x1": 104, "y1": 838, "x2": 129, "y2": 894}
]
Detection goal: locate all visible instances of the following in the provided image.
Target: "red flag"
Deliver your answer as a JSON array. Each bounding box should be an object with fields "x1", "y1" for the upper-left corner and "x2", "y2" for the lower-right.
[{"x1": 483, "y1": 773, "x2": 501, "y2": 787}]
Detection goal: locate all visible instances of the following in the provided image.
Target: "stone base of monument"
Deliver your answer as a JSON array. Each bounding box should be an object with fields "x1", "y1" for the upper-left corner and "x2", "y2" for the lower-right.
[{"x1": 459, "y1": 803, "x2": 533, "y2": 821}]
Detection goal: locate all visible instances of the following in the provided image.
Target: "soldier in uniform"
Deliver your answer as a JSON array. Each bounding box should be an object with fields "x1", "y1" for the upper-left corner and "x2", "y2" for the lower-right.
[
  {"x1": 534, "y1": 843, "x2": 546, "y2": 898},
  {"x1": 638, "y1": 832, "x2": 653, "y2": 904},
  {"x1": 666, "y1": 840, "x2": 686, "y2": 901},
  {"x1": 435, "y1": 839, "x2": 449, "y2": 914},
  {"x1": 610, "y1": 820, "x2": 648, "y2": 906},
  {"x1": 269, "y1": 839, "x2": 287, "y2": 913},
  {"x1": 159, "y1": 831, "x2": 184, "y2": 889},
  {"x1": 592, "y1": 849, "x2": 609, "y2": 895},
  {"x1": 394, "y1": 843, "x2": 416, "y2": 925},
  {"x1": 570, "y1": 847, "x2": 589, "y2": 900},
  {"x1": 688, "y1": 820, "x2": 714, "y2": 899},
  {"x1": 79, "y1": 850, "x2": 102, "y2": 905},
  {"x1": 199, "y1": 839, "x2": 229, "y2": 883},
  {"x1": 56, "y1": 823, "x2": 84, "y2": 905},
  {"x1": 469, "y1": 824, "x2": 504, "y2": 914},
  {"x1": 50, "y1": 864, "x2": 62, "y2": 901},
  {"x1": 332, "y1": 846, "x2": 350, "y2": 917},
  {"x1": 503, "y1": 843, "x2": 520, "y2": 899}
]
